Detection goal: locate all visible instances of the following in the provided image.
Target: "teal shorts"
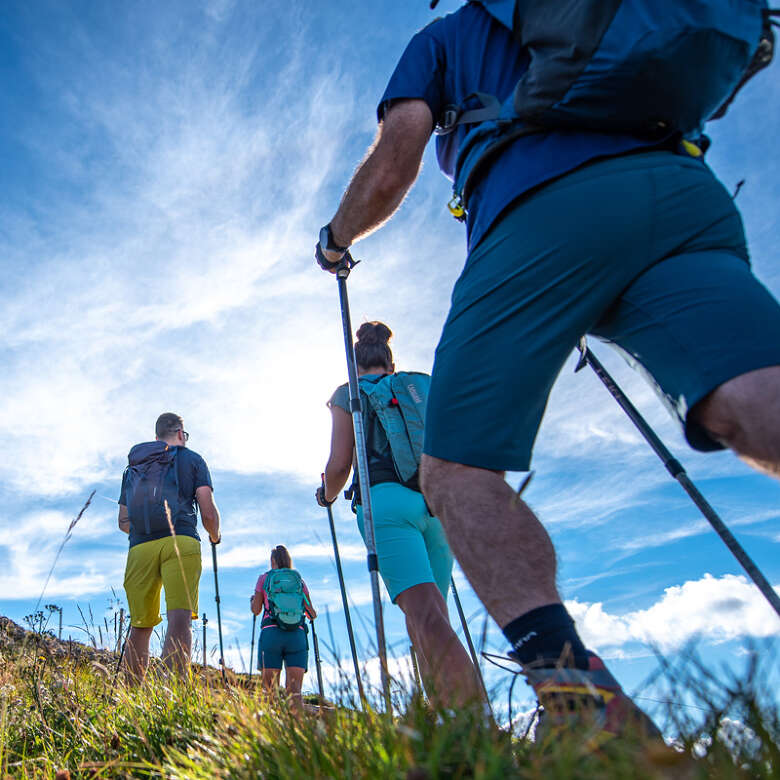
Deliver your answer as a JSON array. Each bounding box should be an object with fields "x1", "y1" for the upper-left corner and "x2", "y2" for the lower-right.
[
  {"x1": 425, "y1": 150, "x2": 780, "y2": 471},
  {"x1": 357, "y1": 482, "x2": 453, "y2": 603},
  {"x1": 258, "y1": 625, "x2": 308, "y2": 671}
]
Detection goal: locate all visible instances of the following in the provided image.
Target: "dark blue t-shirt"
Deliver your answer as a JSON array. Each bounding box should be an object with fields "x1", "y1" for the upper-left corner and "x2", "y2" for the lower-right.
[
  {"x1": 378, "y1": 2, "x2": 659, "y2": 250},
  {"x1": 119, "y1": 445, "x2": 212, "y2": 547}
]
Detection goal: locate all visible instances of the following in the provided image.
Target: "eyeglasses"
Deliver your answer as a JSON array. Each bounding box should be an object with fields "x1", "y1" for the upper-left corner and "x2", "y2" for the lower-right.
[{"x1": 177, "y1": 429, "x2": 190, "y2": 442}]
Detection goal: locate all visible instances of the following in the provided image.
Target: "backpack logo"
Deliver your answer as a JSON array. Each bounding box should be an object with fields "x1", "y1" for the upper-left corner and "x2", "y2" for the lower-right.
[
  {"x1": 124, "y1": 442, "x2": 181, "y2": 536},
  {"x1": 265, "y1": 569, "x2": 306, "y2": 631},
  {"x1": 406, "y1": 382, "x2": 423, "y2": 405}
]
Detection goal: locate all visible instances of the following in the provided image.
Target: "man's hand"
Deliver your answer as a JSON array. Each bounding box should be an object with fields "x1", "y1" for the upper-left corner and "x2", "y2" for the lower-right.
[
  {"x1": 315, "y1": 485, "x2": 335, "y2": 507},
  {"x1": 210, "y1": 533, "x2": 221, "y2": 545},
  {"x1": 315, "y1": 241, "x2": 344, "y2": 273}
]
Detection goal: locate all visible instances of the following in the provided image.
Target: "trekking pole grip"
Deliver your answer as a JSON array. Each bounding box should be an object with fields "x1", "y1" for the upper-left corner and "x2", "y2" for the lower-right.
[{"x1": 335, "y1": 251, "x2": 358, "y2": 279}]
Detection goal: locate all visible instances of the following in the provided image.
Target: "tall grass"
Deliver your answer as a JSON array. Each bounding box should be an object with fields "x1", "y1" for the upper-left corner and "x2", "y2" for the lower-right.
[{"x1": 0, "y1": 616, "x2": 777, "y2": 778}]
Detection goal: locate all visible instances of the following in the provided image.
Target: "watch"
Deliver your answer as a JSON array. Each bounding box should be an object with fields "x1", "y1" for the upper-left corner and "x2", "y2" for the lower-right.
[{"x1": 319, "y1": 223, "x2": 350, "y2": 254}]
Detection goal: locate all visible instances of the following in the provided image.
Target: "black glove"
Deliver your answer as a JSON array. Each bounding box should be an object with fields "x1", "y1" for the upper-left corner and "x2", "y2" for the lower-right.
[
  {"x1": 315, "y1": 241, "x2": 344, "y2": 271},
  {"x1": 316, "y1": 486, "x2": 335, "y2": 507}
]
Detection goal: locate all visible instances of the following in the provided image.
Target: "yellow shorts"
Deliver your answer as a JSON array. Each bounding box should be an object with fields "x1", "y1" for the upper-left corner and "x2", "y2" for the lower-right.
[{"x1": 123, "y1": 535, "x2": 202, "y2": 627}]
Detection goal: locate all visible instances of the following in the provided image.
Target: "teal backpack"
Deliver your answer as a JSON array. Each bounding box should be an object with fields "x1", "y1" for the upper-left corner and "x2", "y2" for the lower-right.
[
  {"x1": 264, "y1": 569, "x2": 307, "y2": 631},
  {"x1": 359, "y1": 372, "x2": 431, "y2": 482}
]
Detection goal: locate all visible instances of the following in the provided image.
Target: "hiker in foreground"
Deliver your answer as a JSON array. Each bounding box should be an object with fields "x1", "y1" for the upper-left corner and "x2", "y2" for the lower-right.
[
  {"x1": 118, "y1": 412, "x2": 221, "y2": 681},
  {"x1": 315, "y1": 1, "x2": 780, "y2": 742},
  {"x1": 251, "y1": 545, "x2": 317, "y2": 710},
  {"x1": 317, "y1": 322, "x2": 483, "y2": 709}
]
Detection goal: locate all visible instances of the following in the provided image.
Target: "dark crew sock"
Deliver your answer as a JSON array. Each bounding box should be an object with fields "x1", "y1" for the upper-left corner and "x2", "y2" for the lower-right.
[{"x1": 502, "y1": 603, "x2": 589, "y2": 670}]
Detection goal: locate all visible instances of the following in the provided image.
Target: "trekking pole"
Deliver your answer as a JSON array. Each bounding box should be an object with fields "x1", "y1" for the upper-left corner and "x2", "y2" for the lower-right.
[
  {"x1": 248, "y1": 614, "x2": 257, "y2": 681},
  {"x1": 321, "y1": 473, "x2": 367, "y2": 707},
  {"x1": 334, "y1": 254, "x2": 392, "y2": 712},
  {"x1": 117, "y1": 608, "x2": 124, "y2": 654},
  {"x1": 576, "y1": 338, "x2": 780, "y2": 620},
  {"x1": 211, "y1": 542, "x2": 228, "y2": 684},
  {"x1": 310, "y1": 619, "x2": 326, "y2": 703},
  {"x1": 450, "y1": 577, "x2": 493, "y2": 716},
  {"x1": 111, "y1": 621, "x2": 131, "y2": 692},
  {"x1": 202, "y1": 613, "x2": 208, "y2": 671},
  {"x1": 409, "y1": 644, "x2": 423, "y2": 696}
]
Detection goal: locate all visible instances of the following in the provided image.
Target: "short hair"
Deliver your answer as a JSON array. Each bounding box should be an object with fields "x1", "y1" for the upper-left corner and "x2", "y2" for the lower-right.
[
  {"x1": 155, "y1": 412, "x2": 184, "y2": 439},
  {"x1": 271, "y1": 545, "x2": 292, "y2": 569}
]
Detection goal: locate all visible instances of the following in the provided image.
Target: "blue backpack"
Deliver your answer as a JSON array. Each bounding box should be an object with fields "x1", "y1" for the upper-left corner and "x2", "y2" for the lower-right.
[
  {"x1": 442, "y1": 0, "x2": 778, "y2": 214},
  {"x1": 264, "y1": 568, "x2": 307, "y2": 631},
  {"x1": 124, "y1": 442, "x2": 181, "y2": 536},
  {"x1": 360, "y1": 372, "x2": 431, "y2": 483}
]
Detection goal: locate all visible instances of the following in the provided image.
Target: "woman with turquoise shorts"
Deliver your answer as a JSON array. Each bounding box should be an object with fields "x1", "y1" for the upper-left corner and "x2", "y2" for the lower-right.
[
  {"x1": 250, "y1": 545, "x2": 316, "y2": 711},
  {"x1": 318, "y1": 321, "x2": 482, "y2": 708}
]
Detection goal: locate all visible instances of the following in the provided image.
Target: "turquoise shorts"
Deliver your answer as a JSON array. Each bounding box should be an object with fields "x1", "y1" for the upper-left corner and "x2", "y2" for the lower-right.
[
  {"x1": 425, "y1": 150, "x2": 780, "y2": 471},
  {"x1": 258, "y1": 625, "x2": 308, "y2": 671},
  {"x1": 357, "y1": 482, "x2": 453, "y2": 603}
]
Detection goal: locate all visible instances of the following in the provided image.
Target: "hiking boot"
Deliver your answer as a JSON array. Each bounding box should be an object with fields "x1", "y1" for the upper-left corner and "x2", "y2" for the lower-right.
[{"x1": 523, "y1": 652, "x2": 663, "y2": 748}]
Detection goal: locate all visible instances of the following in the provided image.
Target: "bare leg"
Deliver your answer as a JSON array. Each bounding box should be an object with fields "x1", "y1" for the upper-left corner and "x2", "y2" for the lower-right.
[
  {"x1": 124, "y1": 626, "x2": 154, "y2": 683},
  {"x1": 262, "y1": 668, "x2": 281, "y2": 697},
  {"x1": 285, "y1": 666, "x2": 305, "y2": 713},
  {"x1": 691, "y1": 365, "x2": 780, "y2": 478},
  {"x1": 161, "y1": 609, "x2": 193, "y2": 676},
  {"x1": 420, "y1": 456, "x2": 561, "y2": 627},
  {"x1": 395, "y1": 582, "x2": 483, "y2": 709}
]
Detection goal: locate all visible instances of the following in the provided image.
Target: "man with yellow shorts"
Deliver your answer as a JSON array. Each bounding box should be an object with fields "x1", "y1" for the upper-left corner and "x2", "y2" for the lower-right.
[{"x1": 118, "y1": 412, "x2": 221, "y2": 681}]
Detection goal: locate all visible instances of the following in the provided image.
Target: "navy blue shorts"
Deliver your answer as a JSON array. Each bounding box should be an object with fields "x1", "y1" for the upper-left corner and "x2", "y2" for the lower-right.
[
  {"x1": 258, "y1": 625, "x2": 308, "y2": 671},
  {"x1": 425, "y1": 151, "x2": 780, "y2": 471}
]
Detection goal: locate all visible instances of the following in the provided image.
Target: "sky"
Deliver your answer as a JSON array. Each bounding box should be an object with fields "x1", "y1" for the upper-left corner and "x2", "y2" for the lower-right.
[{"x1": 1, "y1": 0, "x2": 779, "y2": 730}]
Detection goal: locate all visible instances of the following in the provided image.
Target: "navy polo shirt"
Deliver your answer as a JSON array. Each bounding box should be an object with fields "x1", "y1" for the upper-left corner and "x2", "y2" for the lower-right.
[{"x1": 378, "y1": 2, "x2": 659, "y2": 250}]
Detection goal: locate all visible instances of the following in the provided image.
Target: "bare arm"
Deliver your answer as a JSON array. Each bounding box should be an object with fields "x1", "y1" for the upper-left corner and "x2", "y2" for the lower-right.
[
  {"x1": 324, "y1": 405, "x2": 355, "y2": 502},
  {"x1": 118, "y1": 504, "x2": 130, "y2": 534},
  {"x1": 327, "y1": 99, "x2": 434, "y2": 250},
  {"x1": 196, "y1": 486, "x2": 221, "y2": 544},
  {"x1": 250, "y1": 591, "x2": 263, "y2": 616},
  {"x1": 303, "y1": 583, "x2": 317, "y2": 620}
]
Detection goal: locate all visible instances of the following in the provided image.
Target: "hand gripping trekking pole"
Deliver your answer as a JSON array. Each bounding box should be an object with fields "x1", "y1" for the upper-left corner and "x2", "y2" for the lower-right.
[
  {"x1": 321, "y1": 474, "x2": 366, "y2": 708},
  {"x1": 335, "y1": 254, "x2": 392, "y2": 712},
  {"x1": 576, "y1": 338, "x2": 780, "y2": 620},
  {"x1": 211, "y1": 541, "x2": 228, "y2": 684},
  {"x1": 450, "y1": 577, "x2": 493, "y2": 717},
  {"x1": 249, "y1": 613, "x2": 257, "y2": 681},
  {"x1": 310, "y1": 618, "x2": 326, "y2": 703}
]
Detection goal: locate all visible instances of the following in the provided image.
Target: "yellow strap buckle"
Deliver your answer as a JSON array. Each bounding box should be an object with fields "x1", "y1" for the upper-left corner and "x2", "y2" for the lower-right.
[
  {"x1": 680, "y1": 139, "x2": 703, "y2": 158},
  {"x1": 448, "y1": 194, "x2": 466, "y2": 221}
]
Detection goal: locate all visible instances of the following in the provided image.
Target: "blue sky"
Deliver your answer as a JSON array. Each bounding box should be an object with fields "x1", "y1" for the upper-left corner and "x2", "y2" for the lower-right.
[{"x1": 1, "y1": 0, "x2": 778, "y2": 728}]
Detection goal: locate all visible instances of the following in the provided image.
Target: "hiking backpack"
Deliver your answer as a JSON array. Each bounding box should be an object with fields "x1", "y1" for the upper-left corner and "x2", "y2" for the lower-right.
[
  {"x1": 443, "y1": 0, "x2": 778, "y2": 212},
  {"x1": 360, "y1": 372, "x2": 431, "y2": 483},
  {"x1": 124, "y1": 442, "x2": 181, "y2": 536},
  {"x1": 264, "y1": 568, "x2": 307, "y2": 631}
]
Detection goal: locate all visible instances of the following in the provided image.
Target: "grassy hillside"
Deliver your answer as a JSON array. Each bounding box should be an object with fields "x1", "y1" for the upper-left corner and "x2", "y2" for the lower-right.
[{"x1": 0, "y1": 615, "x2": 776, "y2": 778}]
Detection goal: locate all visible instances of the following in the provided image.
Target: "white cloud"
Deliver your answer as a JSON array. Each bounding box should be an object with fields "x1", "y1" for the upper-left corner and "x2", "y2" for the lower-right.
[
  {"x1": 567, "y1": 573, "x2": 780, "y2": 654},
  {"x1": 218, "y1": 540, "x2": 366, "y2": 570},
  {"x1": 0, "y1": 507, "x2": 122, "y2": 601}
]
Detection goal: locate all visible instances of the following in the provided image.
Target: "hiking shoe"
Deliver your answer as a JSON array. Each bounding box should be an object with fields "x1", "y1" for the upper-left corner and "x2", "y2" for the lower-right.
[{"x1": 523, "y1": 652, "x2": 663, "y2": 748}]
